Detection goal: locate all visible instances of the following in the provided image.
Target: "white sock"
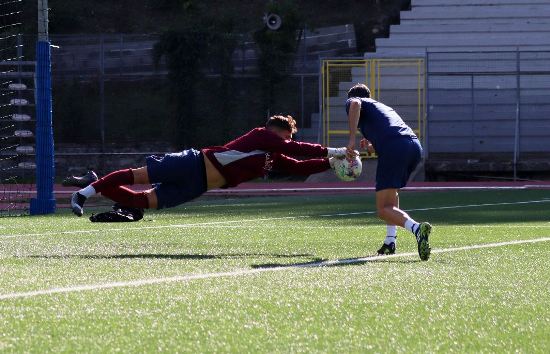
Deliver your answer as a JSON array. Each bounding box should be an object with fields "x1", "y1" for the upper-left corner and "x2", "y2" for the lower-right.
[
  {"x1": 384, "y1": 225, "x2": 397, "y2": 245},
  {"x1": 79, "y1": 185, "x2": 96, "y2": 198},
  {"x1": 404, "y1": 219, "x2": 420, "y2": 236}
]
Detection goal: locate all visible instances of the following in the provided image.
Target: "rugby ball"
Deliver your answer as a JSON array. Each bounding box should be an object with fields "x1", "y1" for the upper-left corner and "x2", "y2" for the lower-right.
[{"x1": 333, "y1": 156, "x2": 362, "y2": 182}]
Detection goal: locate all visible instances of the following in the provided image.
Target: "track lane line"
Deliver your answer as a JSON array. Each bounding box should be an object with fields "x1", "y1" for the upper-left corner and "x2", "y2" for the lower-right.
[{"x1": 1, "y1": 237, "x2": 549, "y2": 301}]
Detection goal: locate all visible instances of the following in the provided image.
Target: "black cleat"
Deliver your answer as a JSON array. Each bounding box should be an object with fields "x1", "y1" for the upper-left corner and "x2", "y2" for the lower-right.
[
  {"x1": 89, "y1": 204, "x2": 145, "y2": 223},
  {"x1": 71, "y1": 192, "x2": 87, "y2": 217},
  {"x1": 62, "y1": 170, "x2": 98, "y2": 188},
  {"x1": 377, "y1": 242, "x2": 396, "y2": 255},
  {"x1": 415, "y1": 222, "x2": 432, "y2": 261}
]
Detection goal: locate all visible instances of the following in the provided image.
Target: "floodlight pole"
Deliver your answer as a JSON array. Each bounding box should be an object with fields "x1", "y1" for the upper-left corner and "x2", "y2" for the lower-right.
[{"x1": 31, "y1": 0, "x2": 56, "y2": 214}]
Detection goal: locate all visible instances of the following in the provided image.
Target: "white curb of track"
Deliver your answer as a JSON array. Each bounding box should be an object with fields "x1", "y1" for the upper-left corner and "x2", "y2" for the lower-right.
[{"x1": 0, "y1": 237, "x2": 549, "y2": 301}]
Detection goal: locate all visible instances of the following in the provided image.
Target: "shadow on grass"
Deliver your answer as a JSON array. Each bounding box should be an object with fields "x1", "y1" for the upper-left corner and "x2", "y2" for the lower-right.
[
  {"x1": 251, "y1": 255, "x2": 423, "y2": 268},
  {"x1": 24, "y1": 253, "x2": 316, "y2": 261},
  {"x1": 24, "y1": 253, "x2": 434, "y2": 268}
]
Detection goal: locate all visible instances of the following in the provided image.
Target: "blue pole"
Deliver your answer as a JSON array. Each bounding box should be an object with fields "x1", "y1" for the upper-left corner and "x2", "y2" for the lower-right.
[{"x1": 30, "y1": 40, "x2": 56, "y2": 215}]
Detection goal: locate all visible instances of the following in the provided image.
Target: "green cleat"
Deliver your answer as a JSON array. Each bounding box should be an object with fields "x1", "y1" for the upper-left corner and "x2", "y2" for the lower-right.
[{"x1": 415, "y1": 222, "x2": 432, "y2": 261}]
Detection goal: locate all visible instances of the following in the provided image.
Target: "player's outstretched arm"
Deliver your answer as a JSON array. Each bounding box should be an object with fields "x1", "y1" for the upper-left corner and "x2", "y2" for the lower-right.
[
  {"x1": 271, "y1": 154, "x2": 331, "y2": 176},
  {"x1": 255, "y1": 128, "x2": 347, "y2": 158}
]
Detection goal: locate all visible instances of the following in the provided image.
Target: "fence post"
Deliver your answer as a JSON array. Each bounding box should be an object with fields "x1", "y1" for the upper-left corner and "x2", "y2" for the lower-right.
[
  {"x1": 513, "y1": 48, "x2": 521, "y2": 181},
  {"x1": 425, "y1": 52, "x2": 430, "y2": 159},
  {"x1": 300, "y1": 74, "x2": 304, "y2": 132},
  {"x1": 99, "y1": 34, "x2": 105, "y2": 152},
  {"x1": 119, "y1": 34, "x2": 123, "y2": 77},
  {"x1": 31, "y1": 0, "x2": 56, "y2": 215},
  {"x1": 470, "y1": 75, "x2": 475, "y2": 153},
  {"x1": 317, "y1": 58, "x2": 323, "y2": 144}
]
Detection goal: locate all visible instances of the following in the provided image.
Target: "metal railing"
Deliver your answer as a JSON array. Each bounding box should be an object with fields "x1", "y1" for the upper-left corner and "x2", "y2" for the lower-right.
[
  {"x1": 426, "y1": 50, "x2": 550, "y2": 179},
  {"x1": 320, "y1": 58, "x2": 426, "y2": 153}
]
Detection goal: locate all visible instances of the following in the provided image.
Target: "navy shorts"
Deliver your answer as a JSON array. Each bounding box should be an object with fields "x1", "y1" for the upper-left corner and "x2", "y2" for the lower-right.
[
  {"x1": 146, "y1": 149, "x2": 207, "y2": 209},
  {"x1": 375, "y1": 136, "x2": 422, "y2": 192}
]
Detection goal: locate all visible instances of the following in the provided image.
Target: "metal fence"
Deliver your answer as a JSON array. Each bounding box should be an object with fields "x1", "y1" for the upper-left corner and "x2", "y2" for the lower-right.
[
  {"x1": 48, "y1": 27, "x2": 356, "y2": 78},
  {"x1": 320, "y1": 58, "x2": 426, "y2": 153},
  {"x1": 426, "y1": 50, "x2": 550, "y2": 178},
  {"x1": 42, "y1": 32, "x2": 353, "y2": 152}
]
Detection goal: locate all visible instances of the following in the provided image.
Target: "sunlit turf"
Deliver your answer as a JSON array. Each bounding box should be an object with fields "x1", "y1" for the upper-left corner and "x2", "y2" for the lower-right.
[{"x1": 1, "y1": 190, "x2": 550, "y2": 352}]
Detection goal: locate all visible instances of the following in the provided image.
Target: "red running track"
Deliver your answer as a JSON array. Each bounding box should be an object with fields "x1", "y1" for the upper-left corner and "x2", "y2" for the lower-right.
[
  {"x1": 3, "y1": 181, "x2": 550, "y2": 196},
  {"x1": 2, "y1": 180, "x2": 550, "y2": 208}
]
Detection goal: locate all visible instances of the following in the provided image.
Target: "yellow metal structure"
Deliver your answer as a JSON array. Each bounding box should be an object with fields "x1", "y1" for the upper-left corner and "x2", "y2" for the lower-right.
[{"x1": 321, "y1": 58, "x2": 425, "y2": 158}]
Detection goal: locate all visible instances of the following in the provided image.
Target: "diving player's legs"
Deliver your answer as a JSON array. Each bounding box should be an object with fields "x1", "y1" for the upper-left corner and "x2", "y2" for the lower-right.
[
  {"x1": 71, "y1": 149, "x2": 207, "y2": 216},
  {"x1": 100, "y1": 185, "x2": 157, "y2": 209},
  {"x1": 71, "y1": 167, "x2": 151, "y2": 216}
]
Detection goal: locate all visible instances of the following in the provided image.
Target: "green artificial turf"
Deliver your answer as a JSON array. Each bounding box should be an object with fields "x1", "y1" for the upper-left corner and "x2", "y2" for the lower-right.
[{"x1": 1, "y1": 190, "x2": 550, "y2": 352}]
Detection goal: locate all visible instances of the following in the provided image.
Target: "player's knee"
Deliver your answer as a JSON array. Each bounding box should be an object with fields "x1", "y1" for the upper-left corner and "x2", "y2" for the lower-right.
[
  {"x1": 144, "y1": 190, "x2": 157, "y2": 209},
  {"x1": 132, "y1": 167, "x2": 150, "y2": 185},
  {"x1": 377, "y1": 206, "x2": 393, "y2": 221},
  {"x1": 376, "y1": 207, "x2": 387, "y2": 220},
  {"x1": 128, "y1": 191, "x2": 150, "y2": 209}
]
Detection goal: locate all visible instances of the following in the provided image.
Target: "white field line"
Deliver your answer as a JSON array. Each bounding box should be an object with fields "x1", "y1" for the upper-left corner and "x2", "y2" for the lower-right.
[
  {"x1": 2, "y1": 199, "x2": 550, "y2": 240},
  {"x1": 1, "y1": 236, "x2": 549, "y2": 301},
  {"x1": 73, "y1": 224, "x2": 546, "y2": 229},
  {"x1": 4, "y1": 184, "x2": 550, "y2": 196},
  {"x1": 205, "y1": 185, "x2": 550, "y2": 193}
]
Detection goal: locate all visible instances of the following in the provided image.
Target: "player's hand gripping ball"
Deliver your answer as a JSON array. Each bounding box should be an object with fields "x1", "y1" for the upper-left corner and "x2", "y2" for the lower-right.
[{"x1": 332, "y1": 155, "x2": 362, "y2": 181}]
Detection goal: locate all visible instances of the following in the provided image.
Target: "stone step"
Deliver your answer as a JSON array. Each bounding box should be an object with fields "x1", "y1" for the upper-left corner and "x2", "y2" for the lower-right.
[
  {"x1": 376, "y1": 33, "x2": 550, "y2": 47},
  {"x1": 371, "y1": 46, "x2": 550, "y2": 57},
  {"x1": 401, "y1": 17, "x2": 550, "y2": 25},
  {"x1": 391, "y1": 22, "x2": 550, "y2": 34},
  {"x1": 401, "y1": 4, "x2": 550, "y2": 20},
  {"x1": 412, "y1": 0, "x2": 550, "y2": 6}
]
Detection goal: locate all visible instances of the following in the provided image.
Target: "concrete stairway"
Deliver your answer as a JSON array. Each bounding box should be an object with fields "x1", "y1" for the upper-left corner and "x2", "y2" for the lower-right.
[{"x1": 375, "y1": 0, "x2": 550, "y2": 56}]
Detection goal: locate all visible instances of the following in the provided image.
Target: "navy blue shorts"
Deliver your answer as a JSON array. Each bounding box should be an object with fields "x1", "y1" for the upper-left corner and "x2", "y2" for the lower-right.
[
  {"x1": 375, "y1": 136, "x2": 422, "y2": 192},
  {"x1": 146, "y1": 149, "x2": 207, "y2": 209}
]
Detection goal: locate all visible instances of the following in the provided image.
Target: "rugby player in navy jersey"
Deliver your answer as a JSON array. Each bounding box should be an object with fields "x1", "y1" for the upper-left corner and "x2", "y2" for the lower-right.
[
  {"x1": 71, "y1": 115, "x2": 348, "y2": 216},
  {"x1": 345, "y1": 84, "x2": 432, "y2": 261}
]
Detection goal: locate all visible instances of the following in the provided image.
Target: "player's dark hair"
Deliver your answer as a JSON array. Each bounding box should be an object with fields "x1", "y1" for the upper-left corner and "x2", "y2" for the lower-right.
[
  {"x1": 266, "y1": 115, "x2": 298, "y2": 134},
  {"x1": 348, "y1": 83, "x2": 371, "y2": 98}
]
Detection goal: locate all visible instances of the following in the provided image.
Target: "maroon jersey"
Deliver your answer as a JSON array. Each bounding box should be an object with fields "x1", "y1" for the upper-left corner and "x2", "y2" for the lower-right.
[{"x1": 202, "y1": 127, "x2": 330, "y2": 188}]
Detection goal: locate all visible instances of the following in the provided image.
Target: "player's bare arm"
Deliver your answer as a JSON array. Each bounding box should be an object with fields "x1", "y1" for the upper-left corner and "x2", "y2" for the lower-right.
[
  {"x1": 360, "y1": 138, "x2": 375, "y2": 155},
  {"x1": 346, "y1": 98, "x2": 361, "y2": 158}
]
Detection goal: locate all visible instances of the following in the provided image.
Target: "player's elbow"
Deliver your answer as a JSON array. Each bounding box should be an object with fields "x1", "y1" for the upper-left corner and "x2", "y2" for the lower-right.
[{"x1": 350, "y1": 100, "x2": 361, "y2": 110}]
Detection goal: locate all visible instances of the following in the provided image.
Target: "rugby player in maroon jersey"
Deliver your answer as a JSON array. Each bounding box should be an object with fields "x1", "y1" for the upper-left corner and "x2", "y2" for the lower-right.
[{"x1": 71, "y1": 115, "x2": 348, "y2": 215}]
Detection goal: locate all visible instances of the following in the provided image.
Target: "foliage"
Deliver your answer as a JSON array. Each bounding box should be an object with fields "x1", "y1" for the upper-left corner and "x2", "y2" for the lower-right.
[
  {"x1": 152, "y1": 4, "x2": 237, "y2": 148},
  {"x1": 253, "y1": 0, "x2": 304, "y2": 112}
]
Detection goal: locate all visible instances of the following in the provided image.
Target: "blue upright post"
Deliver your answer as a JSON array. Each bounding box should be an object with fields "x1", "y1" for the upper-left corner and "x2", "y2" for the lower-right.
[{"x1": 31, "y1": 1, "x2": 55, "y2": 215}]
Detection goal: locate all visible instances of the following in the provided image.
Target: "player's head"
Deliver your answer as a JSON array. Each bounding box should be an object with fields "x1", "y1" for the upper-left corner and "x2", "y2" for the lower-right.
[
  {"x1": 266, "y1": 115, "x2": 297, "y2": 140},
  {"x1": 347, "y1": 83, "x2": 371, "y2": 99}
]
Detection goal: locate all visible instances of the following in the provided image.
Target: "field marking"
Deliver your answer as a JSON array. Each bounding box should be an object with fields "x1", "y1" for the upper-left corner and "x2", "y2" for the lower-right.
[
  {"x1": 6, "y1": 184, "x2": 550, "y2": 196},
  {"x1": 205, "y1": 185, "x2": 550, "y2": 194},
  {"x1": 1, "y1": 236, "x2": 549, "y2": 301},
  {"x1": 2, "y1": 198, "x2": 550, "y2": 240}
]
